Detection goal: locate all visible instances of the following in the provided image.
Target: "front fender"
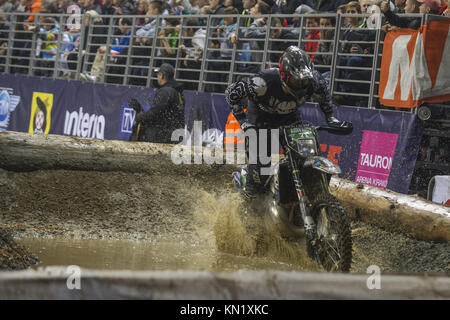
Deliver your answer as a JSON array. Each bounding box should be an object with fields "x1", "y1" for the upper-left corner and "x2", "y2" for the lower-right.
[{"x1": 303, "y1": 156, "x2": 341, "y2": 175}]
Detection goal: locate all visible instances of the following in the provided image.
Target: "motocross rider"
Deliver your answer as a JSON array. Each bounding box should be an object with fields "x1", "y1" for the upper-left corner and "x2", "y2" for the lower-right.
[{"x1": 225, "y1": 45, "x2": 353, "y2": 197}]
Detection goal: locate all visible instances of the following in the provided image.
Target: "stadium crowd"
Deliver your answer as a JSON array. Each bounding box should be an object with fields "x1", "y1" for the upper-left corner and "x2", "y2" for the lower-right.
[{"x1": 0, "y1": 0, "x2": 449, "y2": 97}]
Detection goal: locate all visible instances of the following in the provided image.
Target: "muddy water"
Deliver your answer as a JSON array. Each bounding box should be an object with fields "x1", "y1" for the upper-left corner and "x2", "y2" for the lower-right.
[
  {"x1": 16, "y1": 191, "x2": 320, "y2": 272},
  {"x1": 18, "y1": 237, "x2": 317, "y2": 272}
]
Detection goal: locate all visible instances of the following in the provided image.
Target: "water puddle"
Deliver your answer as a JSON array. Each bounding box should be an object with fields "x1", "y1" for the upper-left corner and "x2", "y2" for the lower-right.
[{"x1": 17, "y1": 237, "x2": 317, "y2": 272}]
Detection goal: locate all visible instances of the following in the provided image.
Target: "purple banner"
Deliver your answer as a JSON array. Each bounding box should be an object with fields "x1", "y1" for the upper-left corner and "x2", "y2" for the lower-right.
[{"x1": 0, "y1": 73, "x2": 423, "y2": 194}]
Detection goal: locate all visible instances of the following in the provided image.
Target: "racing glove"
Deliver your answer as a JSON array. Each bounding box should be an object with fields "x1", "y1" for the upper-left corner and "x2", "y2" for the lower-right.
[{"x1": 326, "y1": 116, "x2": 353, "y2": 132}]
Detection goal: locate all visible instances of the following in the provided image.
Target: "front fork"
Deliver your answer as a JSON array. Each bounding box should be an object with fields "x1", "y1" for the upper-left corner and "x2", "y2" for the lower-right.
[{"x1": 286, "y1": 150, "x2": 316, "y2": 233}]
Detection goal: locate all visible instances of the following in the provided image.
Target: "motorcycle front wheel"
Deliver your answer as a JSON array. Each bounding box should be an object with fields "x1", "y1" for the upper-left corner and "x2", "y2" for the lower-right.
[{"x1": 306, "y1": 193, "x2": 352, "y2": 272}]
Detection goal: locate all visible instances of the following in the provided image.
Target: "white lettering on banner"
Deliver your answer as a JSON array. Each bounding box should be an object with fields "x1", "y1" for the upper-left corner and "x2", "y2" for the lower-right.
[
  {"x1": 429, "y1": 28, "x2": 450, "y2": 98},
  {"x1": 383, "y1": 34, "x2": 432, "y2": 101},
  {"x1": 63, "y1": 107, "x2": 105, "y2": 139},
  {"x1": 66, "y1": 4, "x2": 81, "y2": 31},
  {"x1": 360, "y1": 153, "x2": 393, "y2": 170}
]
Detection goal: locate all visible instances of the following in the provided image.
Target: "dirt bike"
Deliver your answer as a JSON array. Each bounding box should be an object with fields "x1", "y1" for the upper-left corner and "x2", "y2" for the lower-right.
[{"x1": 232, "y1": 121, "x2": 353, "y2": 272}]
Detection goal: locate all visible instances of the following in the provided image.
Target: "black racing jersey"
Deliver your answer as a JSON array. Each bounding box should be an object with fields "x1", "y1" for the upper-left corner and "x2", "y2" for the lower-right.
[{"x1": 225, "y1": 68, "x2": 334, "y2": 122}]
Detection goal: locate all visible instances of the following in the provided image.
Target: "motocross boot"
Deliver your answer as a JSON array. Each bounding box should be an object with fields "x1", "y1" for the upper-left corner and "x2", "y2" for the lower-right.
[{"x1": 242, "y1": 164, "x2": 265, "y2": 199}]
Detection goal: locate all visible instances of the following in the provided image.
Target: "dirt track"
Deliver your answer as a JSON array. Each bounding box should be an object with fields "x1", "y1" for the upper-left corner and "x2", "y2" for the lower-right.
[{"x1": 0, "y1": 168, "x2": 449, "y2": 273}]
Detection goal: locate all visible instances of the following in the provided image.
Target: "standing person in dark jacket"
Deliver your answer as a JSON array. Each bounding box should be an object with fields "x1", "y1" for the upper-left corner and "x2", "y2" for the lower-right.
[{"x1": 129, "y1": 63, "x2": 185, "y2": 144}]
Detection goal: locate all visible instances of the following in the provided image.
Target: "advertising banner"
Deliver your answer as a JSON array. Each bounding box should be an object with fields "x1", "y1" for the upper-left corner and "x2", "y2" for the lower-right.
[
  {"x1": 299, "y1": 104, "x2": 423, "y2": 194},
  {"x1": 379, "y1": 20, "x2": 450, "y2": 108},
  {"x1": 0, "y1": 73, "x2": 423, "y2": 194}
]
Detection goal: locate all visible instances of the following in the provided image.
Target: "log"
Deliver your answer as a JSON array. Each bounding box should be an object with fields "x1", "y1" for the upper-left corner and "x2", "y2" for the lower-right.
[
  {"x1": 1, "y1": 131, "x2": 449, "y2": 242},
  {"x1": 0, "y1": 131, "x2": 235, "y2": 176},
  {"x1": 330, "y1": 178, "x2": 450, "y2": 242}
]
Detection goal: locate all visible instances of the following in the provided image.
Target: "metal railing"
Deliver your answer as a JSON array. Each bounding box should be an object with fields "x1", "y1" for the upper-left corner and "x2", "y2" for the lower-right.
[{"x1": 0, "y1": 12, "x2": 446, "y2": 109}]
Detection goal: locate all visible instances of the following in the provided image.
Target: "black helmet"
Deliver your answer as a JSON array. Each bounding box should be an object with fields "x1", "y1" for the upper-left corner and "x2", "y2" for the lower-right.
[{"x1": 278, "y1": 46, "x2": 314, "y2": 100}]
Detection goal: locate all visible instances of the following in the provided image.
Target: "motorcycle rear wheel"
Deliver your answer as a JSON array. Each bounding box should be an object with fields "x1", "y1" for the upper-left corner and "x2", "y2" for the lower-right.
[{"x1": 306, "y1": 193, "x2": 352, "y2": 272}]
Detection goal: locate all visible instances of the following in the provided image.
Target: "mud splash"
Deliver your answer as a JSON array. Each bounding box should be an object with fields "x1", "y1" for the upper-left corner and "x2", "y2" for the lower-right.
[{"x1": 193, "y1": 191, "x2": 320, "y2": 272}]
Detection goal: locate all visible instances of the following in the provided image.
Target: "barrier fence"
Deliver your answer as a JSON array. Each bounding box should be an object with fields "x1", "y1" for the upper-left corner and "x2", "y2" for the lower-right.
[{"x1": 1, "y1": 11, "x2": 445, "y2": 109}]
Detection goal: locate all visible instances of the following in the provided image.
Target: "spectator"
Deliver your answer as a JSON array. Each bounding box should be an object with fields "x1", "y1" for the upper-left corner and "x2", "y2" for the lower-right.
[
  {"x1": 178, "y1": 18, "x2": 206, "y2": 90},
  {"x1": 336, "y1": 3, "x2": 347, "y2": 13},
  {"x1": 10, "y1": 8, "x2": 33, "y2": 74},
  {"x1": 268, "y1": 17, "x2": 297, "y2": 64},
  {"x1": 103, "y1": 17, "x2": 132, "y2": 84},
  {"x1": 40, "y1": 0, "x2": 60, "y2": 16},
  {"x1": 216, "y1": 6, "x2": 238, "y2": 60},
  {"x1": 337, "y1": 1, "x2": 373, "y2": 104},
  {"x1": 158, "y1": 16, "x2": 180, "y2": 61},
  {"x1": 208, "y1": 6, "x2": 238, "y2": 90},
  {"x1": 128, "y1": 1, "x2": 167, "y2": 85},
  {"x1": 136, "y1": 0, "x2": 149, "y2": 25},
  {"x1": 359, "y1": 0, "x2": 374, "y2": 13},
  {"x1": 35, "y1": 16, "x2": 59, "y2": 77},
  {"x1": 205, "y1": 35, "x2": 227, "y2": 93},
  {"x1": 242, "y1": 0, "x2": 271, "y2": 72},
  {"x1": 111, "y1": 0, "x2": 137, "y2": 15},
  {"x1": 179, "y1": 0, "x2": 203, "y2": 15},
  {"x1": 241, "y1": 0, "x2": 257, "y2": 26},
  {"x1": 418, "y1": 0, "x2": 448, "y2": 14},
  {"x1": 279, "y1": 0, "x2": 307, "y2": 25},
  {"x1": 296, "y1": 0, "x2": 352, "y2": 13},
  {"x1": 168, "y1": 0, "x2": 185, "y2": 15},
  {"x1": 224, "y1": 0, "x2": 243, "y2": 11},
  {"x1": 63, "y1": 10, "x2": 105, "y2": 78},
  {"x1": 130, "y1": 63, "x2": 185, "y2": 144},
  {"x1": 96, "y1": 0, "x2": 116, "y2": 16},
  {"x1": 394, "y1": 0, "x2": 406, "y2": 12},
  {"x1": 209, "y1": 0, "x2": 227, "y2": 27},
  {"x1": 198, "y1": 4, "x2": 212, "y2": 26},
  {"x1": 0, "y1": 0, "x2": 12, "y2": 13},
  {"x1": 358, "y1": 0, "x2": 374, "y2": 28},
  {"x1": 419, "y1": 1, "x2": 431, "y2": 11},
  {"x1": 314, "y1": 15, "x2": 336, "y2": 78},
  {"x1": 345, "y1": 1, "x2": 364, "y2": 28},
  {"x1": 0, "y1": 9, "x2": 8, "y2": 72},
  {"x1": 304, "y1": 12, "x2": 320, "y2": 62},
  {"x1": 25, "y1": 0, "x2": 42, "y2": 22},
  {"x1": 79, "y1": 0, "x2": 96, "y2": 13},
  {"x1": 135, "y1": 0, "x2": 166, "y2": 46},
  {"x1": 380, "y1": 0, "x2": 422, "y2": 29}
]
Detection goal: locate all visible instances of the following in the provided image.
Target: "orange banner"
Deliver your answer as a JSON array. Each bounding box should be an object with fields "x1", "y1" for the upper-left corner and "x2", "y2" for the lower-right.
[{"x1": 379, "y1": 20, "x2": 450, "y2": 108}]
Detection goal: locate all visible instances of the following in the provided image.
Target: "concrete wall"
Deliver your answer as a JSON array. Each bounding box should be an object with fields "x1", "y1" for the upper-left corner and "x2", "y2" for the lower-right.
[{"x1": 0, "y1": 268, "x2": 449, "y2": 299}]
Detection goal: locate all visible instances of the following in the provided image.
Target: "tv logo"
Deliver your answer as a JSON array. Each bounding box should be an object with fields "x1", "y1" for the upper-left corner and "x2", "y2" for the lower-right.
[
  {"x1": 118, "y1": 102, "x2": 149, "y2": 140},
  {"x1": 121, "y1": 107, "x2": 135, "y2": 134}
]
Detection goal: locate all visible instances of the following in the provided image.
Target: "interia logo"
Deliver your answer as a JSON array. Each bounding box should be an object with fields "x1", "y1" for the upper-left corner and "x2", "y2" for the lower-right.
[{"x1": 63, "y1": 107, "x2": 105, "y2": 139}]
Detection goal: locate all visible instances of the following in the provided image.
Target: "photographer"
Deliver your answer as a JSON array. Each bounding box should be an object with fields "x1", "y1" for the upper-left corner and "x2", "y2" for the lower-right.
[{"x1": 129, "y1": 64, "x2": 185, "y2": 144}]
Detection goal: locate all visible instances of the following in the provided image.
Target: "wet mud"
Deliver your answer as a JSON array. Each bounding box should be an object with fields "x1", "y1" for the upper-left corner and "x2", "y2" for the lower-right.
[
  {"x1": 0, "y1": 227, "x2": 38, "y2": 270},
  {"x1": 0, "y1": 168, "x2": 449, "y2": 274}
]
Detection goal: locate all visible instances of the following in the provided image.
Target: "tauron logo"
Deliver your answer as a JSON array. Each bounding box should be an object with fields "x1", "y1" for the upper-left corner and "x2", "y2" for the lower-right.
[{"x1": 63, "y1": 107, "x2": 105, "y2": 139}]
